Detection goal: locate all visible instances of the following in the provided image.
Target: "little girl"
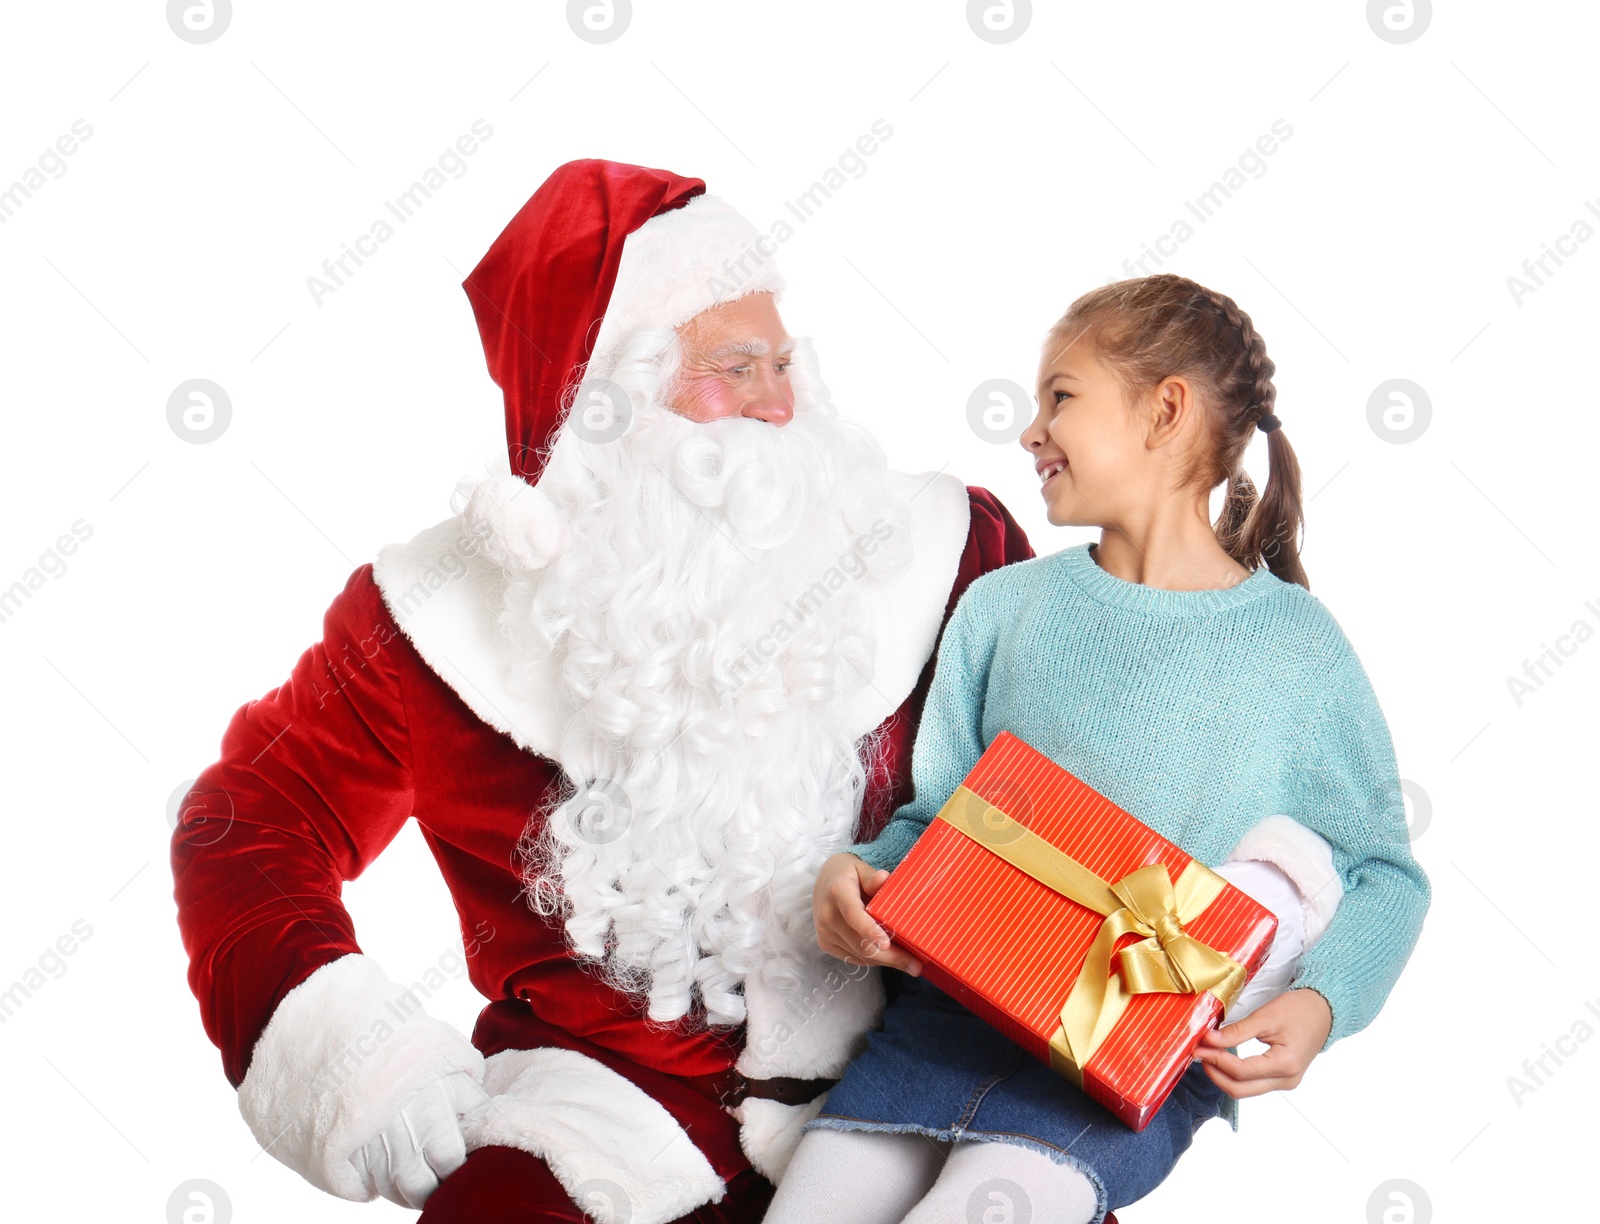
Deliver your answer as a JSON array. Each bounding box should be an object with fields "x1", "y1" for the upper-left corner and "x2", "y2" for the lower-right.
[{"x1": 763, "y1": 275, "x2": 1431, "y2": 1224}]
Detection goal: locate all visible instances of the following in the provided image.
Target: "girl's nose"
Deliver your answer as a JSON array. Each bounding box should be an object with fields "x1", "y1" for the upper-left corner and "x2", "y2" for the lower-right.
[{"x1": 1018, "y1": 408, "x2": 1047, "y2": 450}]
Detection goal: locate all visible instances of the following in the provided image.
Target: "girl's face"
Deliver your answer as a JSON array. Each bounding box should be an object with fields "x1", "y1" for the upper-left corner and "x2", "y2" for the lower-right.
[{"x1": 1020, "y1": 331, "x2": 1154, "y2": 529}]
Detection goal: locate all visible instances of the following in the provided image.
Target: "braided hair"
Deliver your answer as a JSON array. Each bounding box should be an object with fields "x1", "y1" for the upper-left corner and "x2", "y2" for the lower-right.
[{"x1": 1049, "y1": 274, "x2": 1309, "y2": 589}]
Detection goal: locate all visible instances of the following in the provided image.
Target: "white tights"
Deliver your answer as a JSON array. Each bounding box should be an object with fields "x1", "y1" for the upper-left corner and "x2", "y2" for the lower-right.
[{"x1": 763, "y1": 1126, "x2": 1100, "y2": 1224}]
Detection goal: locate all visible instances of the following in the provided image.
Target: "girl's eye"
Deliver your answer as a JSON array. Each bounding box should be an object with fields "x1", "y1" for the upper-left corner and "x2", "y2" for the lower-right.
[{"x1": 1054, "y1": 391, "x2": 1072, "y2": 404}]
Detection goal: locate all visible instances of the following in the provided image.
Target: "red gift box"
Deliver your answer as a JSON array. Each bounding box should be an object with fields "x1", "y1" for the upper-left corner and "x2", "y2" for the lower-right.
[{"x1": 866, "y1": 731, "x2": 1277, "y2": 1131}]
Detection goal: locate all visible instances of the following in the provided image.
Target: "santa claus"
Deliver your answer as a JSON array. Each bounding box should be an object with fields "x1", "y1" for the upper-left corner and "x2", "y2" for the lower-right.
[{"x1": 171, "y1": 159, "x2": 1032, "y2": 1222}]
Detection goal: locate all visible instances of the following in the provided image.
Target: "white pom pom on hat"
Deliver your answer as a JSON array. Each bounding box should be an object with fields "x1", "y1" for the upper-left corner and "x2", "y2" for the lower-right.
[{"x1": 456, "y1": 474, "x2": 568, "y2": 571}]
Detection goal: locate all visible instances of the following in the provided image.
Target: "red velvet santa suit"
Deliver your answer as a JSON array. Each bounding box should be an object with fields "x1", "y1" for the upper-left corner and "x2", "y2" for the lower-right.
[{"x1": 171, "y1": 160, "x2": 1032, "y2": 1223}]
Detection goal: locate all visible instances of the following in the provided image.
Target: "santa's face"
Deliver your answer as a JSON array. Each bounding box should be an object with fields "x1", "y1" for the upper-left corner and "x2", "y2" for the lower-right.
[
  {"x1": 483, "y1": 323, "x2": 912, "y2": 1027},
  {"x1": 666, "y1": 292, "x2": 796, "y2": 426}
]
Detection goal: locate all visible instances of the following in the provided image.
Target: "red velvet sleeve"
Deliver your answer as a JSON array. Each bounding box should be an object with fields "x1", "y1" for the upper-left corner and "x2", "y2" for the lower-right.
[
  {"x1": 955, "y1": 485, "x2": 1034, "y2": 600},
  {"x1": 171, "y1": 565, "x2": 416, "y2": 1087}
]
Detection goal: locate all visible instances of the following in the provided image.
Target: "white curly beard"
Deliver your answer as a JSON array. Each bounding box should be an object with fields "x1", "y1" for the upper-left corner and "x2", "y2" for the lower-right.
[{"x1": 480, "y1": 327, "x2": 911, "y2": 1027}]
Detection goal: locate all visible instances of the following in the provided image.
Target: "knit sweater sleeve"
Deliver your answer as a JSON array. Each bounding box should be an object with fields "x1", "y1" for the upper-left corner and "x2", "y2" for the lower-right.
[
  {"x1": 849, "y1": 577, "x2": 1001, "y2": 872},
  {"x1": 1284, "y1": 640, "x2": 1431, "y2": 1051}
]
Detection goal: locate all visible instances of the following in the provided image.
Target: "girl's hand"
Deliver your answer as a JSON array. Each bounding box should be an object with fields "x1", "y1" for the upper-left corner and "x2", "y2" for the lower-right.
[
  {"x1": 812, "y1": 853, "x2": 922, "y2": 975},
  {"x1": 1192, "y1": 986, "x2": 1332, "y2": 1098}
]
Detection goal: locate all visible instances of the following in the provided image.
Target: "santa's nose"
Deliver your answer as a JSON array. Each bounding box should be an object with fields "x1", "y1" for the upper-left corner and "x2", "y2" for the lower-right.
[{"x1": 742, "y1": 374, "x2": 794, "y2": 426}]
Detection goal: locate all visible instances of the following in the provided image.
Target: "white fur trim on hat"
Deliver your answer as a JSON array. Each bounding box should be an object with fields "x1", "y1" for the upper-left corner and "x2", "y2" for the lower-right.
[{"x1": 587, "y1": 193, "x2": 785, "y2": 380}]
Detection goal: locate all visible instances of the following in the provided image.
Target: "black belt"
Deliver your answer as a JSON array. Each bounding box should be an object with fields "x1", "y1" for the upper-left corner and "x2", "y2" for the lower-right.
[{"x1": 699, "y1": 1069, "x2": 838, "y2": 1109}]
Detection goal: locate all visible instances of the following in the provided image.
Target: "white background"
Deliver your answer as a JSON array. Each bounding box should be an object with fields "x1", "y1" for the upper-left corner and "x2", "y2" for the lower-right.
[{"x1": 1, "y1": 2, "x2": 1592, "y2": 1221}]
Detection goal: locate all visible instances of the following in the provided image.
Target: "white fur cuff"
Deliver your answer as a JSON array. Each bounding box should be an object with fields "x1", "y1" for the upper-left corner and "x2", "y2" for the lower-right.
[
  {"x1": 461, "y1": 1047, "x2": 723, "y2": 1224},
  {"x1": 1223, "y1": 814, "x2": 1343, "y2": 947},
  {"x1": 237, "y1": 953, "x2": 486, "y2": 1201},
  {"x1": 736, "y1": 1094, "x2": 827, "y2": 1185}
]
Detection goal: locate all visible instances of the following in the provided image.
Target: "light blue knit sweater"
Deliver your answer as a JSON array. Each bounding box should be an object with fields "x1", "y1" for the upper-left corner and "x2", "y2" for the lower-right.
[{"x1": 852, "y1": 542, "x2": 1430, "y2": 1072}]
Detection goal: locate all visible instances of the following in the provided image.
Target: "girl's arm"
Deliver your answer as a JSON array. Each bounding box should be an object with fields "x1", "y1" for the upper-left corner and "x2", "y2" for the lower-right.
[
  {"x1": 1280, "y1": 639, "x2": 1432, "y2": 1050},
  {"x1": 1196, "y1": 637, "x2": 1429, "y2": 1095}
]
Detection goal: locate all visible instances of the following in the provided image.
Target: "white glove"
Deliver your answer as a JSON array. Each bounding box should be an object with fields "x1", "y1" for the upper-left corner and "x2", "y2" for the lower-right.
[
  {"x1": 1213, "y1": 858, "x2": 1306, "y2": 1025},
  {"x1": 348, "y1": 1069, "x2": 482, "y2": 1208},
  {"x1": 237, "y1": 954, "x2": 488, "y2": 1202},
  {"x1": 1213, "y1": 814, "x2": 1346, "y2": 1026}
]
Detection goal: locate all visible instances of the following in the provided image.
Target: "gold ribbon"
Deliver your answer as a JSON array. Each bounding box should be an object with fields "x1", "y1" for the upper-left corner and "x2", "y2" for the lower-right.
[{"x1": 934, "y1": 785, "x2": 1248, "y2": 1088}]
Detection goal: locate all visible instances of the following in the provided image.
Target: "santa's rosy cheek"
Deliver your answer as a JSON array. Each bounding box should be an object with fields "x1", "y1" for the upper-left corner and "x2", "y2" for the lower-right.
[{"x1": 669, "y1": 374, "x2": 743, "y2": 422}]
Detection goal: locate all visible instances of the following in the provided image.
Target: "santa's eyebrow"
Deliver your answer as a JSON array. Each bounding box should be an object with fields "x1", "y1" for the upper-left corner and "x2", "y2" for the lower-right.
[
  {"x1": 708, "y1": 339, "x2": 767, "y2": 359},
  {"x1": 708, "y1": 337, "x2": 796, "y2": 361}
]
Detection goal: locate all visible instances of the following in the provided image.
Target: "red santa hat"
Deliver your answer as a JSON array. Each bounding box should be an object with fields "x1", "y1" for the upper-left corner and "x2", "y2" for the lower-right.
[{"x1": 462, "y1": 158, "x2": 787, "y2": 487}]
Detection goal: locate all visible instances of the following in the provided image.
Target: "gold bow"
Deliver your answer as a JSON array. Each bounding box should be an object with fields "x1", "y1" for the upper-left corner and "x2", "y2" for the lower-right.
[{"x1": 935, "y1": 785, "x2": 1249, "y2": 1088}]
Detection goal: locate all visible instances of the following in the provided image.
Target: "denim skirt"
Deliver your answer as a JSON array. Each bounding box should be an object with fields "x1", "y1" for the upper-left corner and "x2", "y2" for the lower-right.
[{"x1": 805, "y1": 974, "x2": 1231, "y2": 1223}]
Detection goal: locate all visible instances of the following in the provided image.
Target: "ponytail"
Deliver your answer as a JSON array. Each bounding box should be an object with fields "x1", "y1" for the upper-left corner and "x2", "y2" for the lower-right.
[{"x1": 1216, "y1": 428, "x2": 1308, "y2": 590}]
